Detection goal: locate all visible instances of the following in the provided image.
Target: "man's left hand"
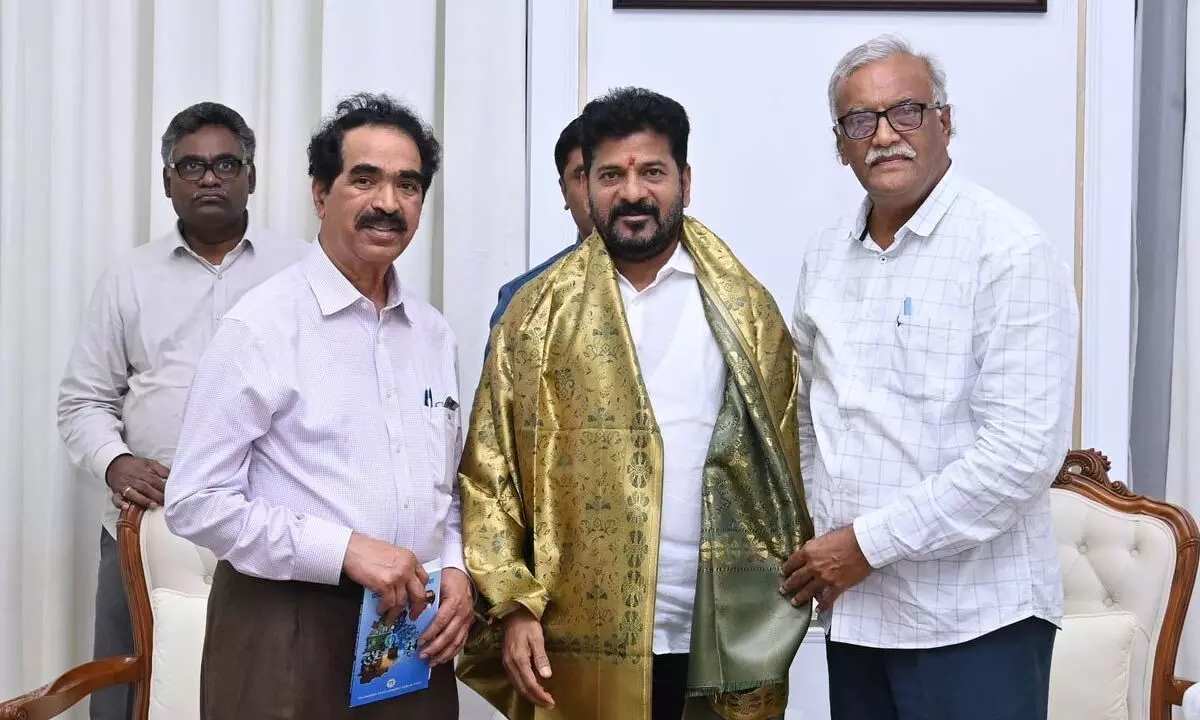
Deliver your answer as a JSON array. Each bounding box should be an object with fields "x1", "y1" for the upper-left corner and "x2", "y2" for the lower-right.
[
  {"x1": 418, "y1": 568, "x2": 475, "y2": 666},
  {"x1": 780, "y1": 526, "x2": 873, "y2": 612}
]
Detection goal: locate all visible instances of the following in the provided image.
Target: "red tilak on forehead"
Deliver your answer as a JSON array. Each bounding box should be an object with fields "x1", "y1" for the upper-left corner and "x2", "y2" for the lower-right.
[{"x1": 626, "y1": 155, "x2": 636, "y2": 168}]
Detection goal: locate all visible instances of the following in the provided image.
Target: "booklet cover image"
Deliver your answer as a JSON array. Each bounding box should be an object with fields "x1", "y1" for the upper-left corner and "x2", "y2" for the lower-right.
[{"x1": 349, "y1": 564, "x2": 441, "y2": 707}]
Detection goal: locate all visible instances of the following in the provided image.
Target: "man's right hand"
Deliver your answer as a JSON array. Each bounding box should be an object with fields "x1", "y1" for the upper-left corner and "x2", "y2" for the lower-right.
[
  {"x1": 105, "y1": 455, "x2": 168, "y2": 510},
  {"x1": 502, "y1": 608, "x2": 554, "y2": 709},
  {"x1": 342, "y1": 532, "x2": 429, "y2": 625}
]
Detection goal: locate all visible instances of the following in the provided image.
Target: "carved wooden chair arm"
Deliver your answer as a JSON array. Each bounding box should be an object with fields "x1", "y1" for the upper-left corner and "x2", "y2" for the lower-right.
[{"x1": 0, "y1": 655, "x2": 141, "y2": 720}]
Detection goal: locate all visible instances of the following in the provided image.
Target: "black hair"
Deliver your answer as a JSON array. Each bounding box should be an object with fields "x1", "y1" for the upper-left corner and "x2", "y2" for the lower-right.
[
  {"x1": 160, "y1": 102, "x2": 255, "y2": 164},
  {"x1": 554, "y1": 116, "x2": 584, "y2": 178},
  {"x1": 578, "y1": 87, "x2": 689, "y2": 172},
  {"x1": 307, "y1": 92, "x2": 442, "y2": 193}
]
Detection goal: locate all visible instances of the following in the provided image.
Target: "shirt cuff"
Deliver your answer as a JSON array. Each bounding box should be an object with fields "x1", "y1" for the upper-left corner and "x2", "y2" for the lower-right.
[
  {"x1": 853, "y1": 507, "x2": 904, "y2": 569},
  {"x1": 439, "y1": 539, "x2": 466, "y2": 576},
  {"x1": 91, "y1": 441, "x2": 133, "y2": 483},
  {"x1": 293, "y1": 515, "x2": 354, "y2": 585}
]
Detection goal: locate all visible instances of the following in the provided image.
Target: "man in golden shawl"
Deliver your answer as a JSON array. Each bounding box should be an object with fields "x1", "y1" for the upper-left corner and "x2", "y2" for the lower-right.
[{"x1": 457, "y1": 87, "x2": 814, "y2": 720}]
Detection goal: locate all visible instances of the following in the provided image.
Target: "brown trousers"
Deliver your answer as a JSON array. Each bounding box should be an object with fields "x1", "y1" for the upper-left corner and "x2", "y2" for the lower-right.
[{"x1": 200, "y1": 561, "x2": 459, "y2": 719}]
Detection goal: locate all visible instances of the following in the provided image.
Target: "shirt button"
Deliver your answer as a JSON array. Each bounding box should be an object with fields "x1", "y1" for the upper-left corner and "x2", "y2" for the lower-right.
[
  {"x1": 879, "y1": 256, "x2": 887, "y2": 263},
  {"x1": 394, "y1": 446, "x2": 402, "y2": 454},
  {"x1": 1130, "y1": 548, "x2": 1139, "y2": 557},
  {"x1": 404, "y1": 499, "x2": 410, "y2": 509},
  {"x1": 385, "y1": 390, "x2": 393, "y2": 399}
]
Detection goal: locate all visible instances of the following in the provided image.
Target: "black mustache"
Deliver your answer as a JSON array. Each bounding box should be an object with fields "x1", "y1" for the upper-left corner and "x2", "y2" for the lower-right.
[
  {"x1": 356, "y1": 211, "x2": 408, "y2": 233},
  {"x1": 610, "y1": 202, "x2": 659, "y2": 222}
]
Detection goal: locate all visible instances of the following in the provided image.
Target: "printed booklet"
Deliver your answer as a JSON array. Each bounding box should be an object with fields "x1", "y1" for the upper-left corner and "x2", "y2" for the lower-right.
[{"x1": 349, "y1": 560, "x2": 442, "y2": 707}]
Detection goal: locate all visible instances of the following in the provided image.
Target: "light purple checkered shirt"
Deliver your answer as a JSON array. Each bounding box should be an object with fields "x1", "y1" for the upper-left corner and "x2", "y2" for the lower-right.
[
  {"x1": 165, "y1": 241, "x2": 464, "y2": 584},
  {"x1": 791, "y1": 165, "x2": 1078, "y2": 648}
]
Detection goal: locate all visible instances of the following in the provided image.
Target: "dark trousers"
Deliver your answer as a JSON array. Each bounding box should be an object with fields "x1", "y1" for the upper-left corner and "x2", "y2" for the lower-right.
[
  {"x1": 826, "y1": 616, "x2": 1056, "y2": 720},
  {"x1": 200, "y1": 561, "x2": 458, "y2": 720},
  {"x1": 653, "y1": 653, "x2": 690, "y2": 720},
  {"x1": 91, "y1": 528, "x2": 134, "y2": 720}
]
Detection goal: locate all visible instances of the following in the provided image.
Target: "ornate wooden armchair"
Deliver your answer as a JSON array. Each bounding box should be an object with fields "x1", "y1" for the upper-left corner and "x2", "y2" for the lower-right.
[
  {"x1": 0, "y1": 505, "x2": 216, "y2": 720},
  {"x1": 1048, "y1": 449, "x2": 1199, "y2": 719}
]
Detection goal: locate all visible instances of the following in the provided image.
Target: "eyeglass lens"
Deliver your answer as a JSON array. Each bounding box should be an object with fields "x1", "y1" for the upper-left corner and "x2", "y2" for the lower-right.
[
  {"x1": 175, "y1": 157, "x2": 243, "y2": 181},
  {"x1": 841, "y1": 104, "x2": 928, "y2": 140}
]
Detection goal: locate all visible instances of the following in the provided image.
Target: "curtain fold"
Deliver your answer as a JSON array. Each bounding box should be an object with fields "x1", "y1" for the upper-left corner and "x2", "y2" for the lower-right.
[
  {"x1": 0, "y1": 3, "x2": 519, "y2": 718},
  {"x1": 1166, "y1": 0, "x2": 1200, "y2": 686},
  {"x1": 1131, "y1": 0, "x2": 1187, "y2": 500}
]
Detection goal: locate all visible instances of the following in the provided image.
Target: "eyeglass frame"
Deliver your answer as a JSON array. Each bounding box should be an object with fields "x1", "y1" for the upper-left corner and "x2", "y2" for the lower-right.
[
  {"x1": 166, "y1": 154, "x2": 250, "y2": 182},
  {"x1": 834, "y1": 102, "x2": 946, "y2": 141}
]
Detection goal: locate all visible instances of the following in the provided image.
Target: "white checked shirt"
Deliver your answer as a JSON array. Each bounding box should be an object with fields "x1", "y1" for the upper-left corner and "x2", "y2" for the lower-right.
[
  {"x1": 57, "y1": 225, "x2": 309, "y2": 538},
  {"x1": 164, "y1": 241, "x2": 465, "y2": 584},
  {"x1": 791, "y1": 165, "x2": 1078, "y2": 648}
]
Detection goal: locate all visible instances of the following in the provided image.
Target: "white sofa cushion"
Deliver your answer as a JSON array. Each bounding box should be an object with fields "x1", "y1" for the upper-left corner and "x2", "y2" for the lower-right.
[
  {"x1": 1048, "y1": 610, "x2": 1139, "y2": 720},
  {"x1": 1051, "y1": 488, "x2": 1176, "y2": 719},
  {"x1": 148, "y1": 588, "x2": 207, "y2": 720},
  {"x1": 139, "y1": 509, "x2": 217, "y2": 597}
]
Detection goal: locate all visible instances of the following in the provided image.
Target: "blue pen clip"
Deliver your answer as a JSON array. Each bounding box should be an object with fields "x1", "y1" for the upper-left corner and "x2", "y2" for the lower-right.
[{"x1": 897, "y1": 297, "x2": 913, "y2": 327}]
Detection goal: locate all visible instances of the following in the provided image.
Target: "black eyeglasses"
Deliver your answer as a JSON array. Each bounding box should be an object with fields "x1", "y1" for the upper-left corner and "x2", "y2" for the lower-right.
[
  {"x1": 167, "y1": 156, "x2": 247, "y2": 182},
  {"x1": 836, "y1": 103, "x2": 943, "y2": 141}
]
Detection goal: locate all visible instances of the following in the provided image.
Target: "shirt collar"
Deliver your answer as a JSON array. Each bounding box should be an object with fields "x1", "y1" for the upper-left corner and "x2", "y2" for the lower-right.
[
  {"x1": 849, "y1": 163, "x2": 962, "y2": 243},
  {"x1": 615, "y1": 240, "x2": 696, "y2": 293},
  {"x1": 171, "y1": 212, "x2": 255, "y2": 261},
  {"x1": 663, "y1": 240, "x2": 697, "y2": 276},
  {"x1": 303, "y1": 240, "x2": 407, "y2": 320}
]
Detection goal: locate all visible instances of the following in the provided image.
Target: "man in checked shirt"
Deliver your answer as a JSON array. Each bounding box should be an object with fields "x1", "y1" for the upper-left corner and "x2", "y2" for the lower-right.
[{"x1": 782, "y1": 34, "x2": 1078, "y2": 719}]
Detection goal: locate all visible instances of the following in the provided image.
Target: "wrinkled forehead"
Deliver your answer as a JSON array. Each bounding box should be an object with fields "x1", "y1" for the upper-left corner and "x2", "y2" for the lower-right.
[
  {"x1": 836, "y1": 55, "x2": 935, "y2": 113},
  {"x1": 339, "y1": 125, "x2": 422, "y2": 176}
]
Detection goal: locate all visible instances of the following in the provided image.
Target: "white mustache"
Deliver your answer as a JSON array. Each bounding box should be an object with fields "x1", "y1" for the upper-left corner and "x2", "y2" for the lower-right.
[{"x1": 866, "y1": 144, "x2": 916, "y2": 165}]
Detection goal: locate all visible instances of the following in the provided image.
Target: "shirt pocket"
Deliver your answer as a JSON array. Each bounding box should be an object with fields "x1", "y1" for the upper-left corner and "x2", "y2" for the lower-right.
[
  {"x1": 892, "y1": 307, "x2": 973, "y2": 402},
  {"x1": 424, "y1": 405, "x2": 458, "y2": 494}
]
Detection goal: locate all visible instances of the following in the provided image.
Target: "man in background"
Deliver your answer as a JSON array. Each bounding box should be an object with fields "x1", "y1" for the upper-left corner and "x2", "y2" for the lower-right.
[
  {"x1": 57, "y1": 102, "x2": 308, "y2": 720},
  {"x1": 459, "y1": 87, "x2": 811, "y2": 720},
  {"x1": 164, "y1": 93, "x2": 471, "y2": 719},
  {"x1": 782, "y1": 35, "x2": 1078, "y2": 719},
  {"x1": 487, "y1": 116, "x2": 593, "y2": 332}
]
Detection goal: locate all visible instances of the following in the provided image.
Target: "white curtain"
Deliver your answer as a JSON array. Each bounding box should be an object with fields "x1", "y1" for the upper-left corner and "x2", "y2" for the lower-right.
[
  {"x1": 1166, "y1": 0, "x2": 1200, "y2": 692},
  {"x1": 0, "y1": 1, "x2": 525, "y2": 717}
]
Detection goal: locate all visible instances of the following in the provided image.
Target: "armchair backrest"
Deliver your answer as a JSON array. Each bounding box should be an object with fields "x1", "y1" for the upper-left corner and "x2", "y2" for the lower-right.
[
  {"x1": 118, "y1": 507, "x2": 216, "y2": 720},
  {"x1": 1049, "y1": 449, "x2": 1198, "y2": 720}
]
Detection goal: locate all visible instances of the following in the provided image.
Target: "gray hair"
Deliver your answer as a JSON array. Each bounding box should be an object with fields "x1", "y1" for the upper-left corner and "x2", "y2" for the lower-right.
[
  {"x1": 160, "y1": 101, "x2": 256, "y2": 165},
  {"x1": 827, "y1": 34, "x2": 948, "y2": 121}
]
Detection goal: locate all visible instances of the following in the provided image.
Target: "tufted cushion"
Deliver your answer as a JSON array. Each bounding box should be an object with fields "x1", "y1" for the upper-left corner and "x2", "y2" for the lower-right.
[
  {"x1": 1048, "y1": 611, "x2": 1138, "y2": 720},
  {"x1": 136, "y1": 509, "x2": 215, "y2": 720},
  {"x1": 147, "y1": 588, "x2": 206, "y2": 720},
  {"x1": 139, "y1": 509, "x2": 217, "y2": 596},
  {"x1": 1051, "y1": 488, "x2": 1176, "y2": 719}
]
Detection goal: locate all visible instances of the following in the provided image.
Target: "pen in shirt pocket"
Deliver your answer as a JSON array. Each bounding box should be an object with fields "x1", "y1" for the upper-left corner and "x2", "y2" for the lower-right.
[
  {"x1": 423, "y1": 388, "x2": 432, "y2": 406},
  {"x1": 896, "y1": 296, "x2": 913, "y2": 327}
]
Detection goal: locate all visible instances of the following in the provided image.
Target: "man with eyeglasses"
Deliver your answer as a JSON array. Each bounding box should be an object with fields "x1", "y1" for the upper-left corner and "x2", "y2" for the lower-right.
[
  {"x1": 781, "y1": 35, "x2": 1078, "y2": 719},
  {"x1": 57, "y1": 101, "x2": 306, "y2": 720}
]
